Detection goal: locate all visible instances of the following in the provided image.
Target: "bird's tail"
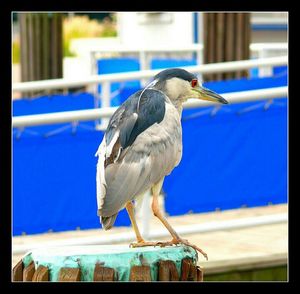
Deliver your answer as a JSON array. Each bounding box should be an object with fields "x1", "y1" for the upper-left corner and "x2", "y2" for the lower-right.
[{"x1": 100, "y1": 213, "x2": 118, "y2": 230}]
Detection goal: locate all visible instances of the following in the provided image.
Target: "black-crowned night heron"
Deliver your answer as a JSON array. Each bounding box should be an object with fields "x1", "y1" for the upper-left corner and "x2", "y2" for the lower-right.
[{"x1": 96, "y1": 68, "x2": 228, "y2": 259}]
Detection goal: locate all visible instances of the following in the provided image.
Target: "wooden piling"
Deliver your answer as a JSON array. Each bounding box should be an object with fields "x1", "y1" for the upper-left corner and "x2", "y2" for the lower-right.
[
  {"x1": 203, "y1": 12, "x2": 251, "y2": 81},
  {"x1": 12, "y1": 245, "x2": 202, "y2": 282},
  {"x1": 18, "y1": 12, "x2": 63, "y2": 97},
  {"x1": 93, "y1": 264, "x2": 115, "y2": 281},
  {"x1": 23, "y1": 261, "x2": 35, "y2": 281},
  {"x1": 58, "y1": 268, "x2": 81, "y2": 282}
]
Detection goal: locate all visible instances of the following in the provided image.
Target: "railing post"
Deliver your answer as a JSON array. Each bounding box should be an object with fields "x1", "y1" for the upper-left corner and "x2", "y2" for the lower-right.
[
  {"x1": 140, "y1": 50, "x2": 148, "y2": 87},
  {"x1": 141, "y1": 190, "x2": 151, "y2": 239},
  {"x1": 98, "y1": 81, "x2": 111, "y2": 130},
  {"x1": 258, "y1": 49, "x2": 273, "y2": 77}
]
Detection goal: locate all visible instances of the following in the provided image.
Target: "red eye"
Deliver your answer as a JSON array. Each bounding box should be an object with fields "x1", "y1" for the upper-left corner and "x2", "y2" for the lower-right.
[{"x1": 191, "y1": 79, "x2": 198, "y2": 87}]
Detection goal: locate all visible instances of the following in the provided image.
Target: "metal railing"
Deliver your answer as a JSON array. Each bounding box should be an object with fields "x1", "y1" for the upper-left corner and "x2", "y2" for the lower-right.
[
  {"x1": 12, "y1": 55, "x2": 288, "y2": 129},
  {"x1": 13, "y1": 56, "x2": 288, "y2": 93},
  {"x1": 88, "y1": 42, "x2": 288, "y2": 76},
  {"x1": 12, "y1": 86, "x2": 288, "y2": 128}
]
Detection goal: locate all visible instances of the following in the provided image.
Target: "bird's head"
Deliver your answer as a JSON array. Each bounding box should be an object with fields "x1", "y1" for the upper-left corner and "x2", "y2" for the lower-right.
[{"x1": 151, "y1": 68, "x2": 228, "y2": 106}]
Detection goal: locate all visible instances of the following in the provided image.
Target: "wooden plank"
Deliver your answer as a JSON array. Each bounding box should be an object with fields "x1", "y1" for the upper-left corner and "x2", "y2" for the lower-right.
[
  {"x1": 225, "y1": 13, "x2": 235, "y2": 80},
  {"x1": 215, "y1": 13, "x2": 225, "y2": 80},
  {"x1": 32, "y1": 265, "x2": 49, "y2": 281},
  {"x1": 51, "y1": 13, "x2": 58, "y2": 78},
  {"x1": 235, "y1": 13, "x2": 244, "y2": 78},
  {"x1": 203, "y1": 13, "x2": 209, "y2": 65},
  {"x1": 34, "y1": 13, "x2": 41, "y2": 80},
  {"x1": 32, "y1": 13, "x2": 37, "y2": 81},
  {"x1": 130, "y1": 265, "x2": 151, "y2": 281},
  {"x1": 203, "y1": 13, "x2": 216, "y2": 81},
  {"x1": 12, "y1": 259, "x2": 23, "y2": 281},
  {"x1": 42, "y1": 13, "x2": 50, "y2": 80},
  {"x1": 196, "y1": 266, "x2": 204, "y2": 282},
  {"x1": 19, "y1": 13, "x2": 28, "y2": 83},
  {"x1": 23, "y1": 261, "x2": 35, "y2": 281},
  {"x1": 93, "y1": 264, "x2": 115, "y2": 281},
  {"x1": 180, "y1": 258, "x2": 198, "y2": 281},
  {"x1": 180, "y1": 258, "x2": 192, "y2": 281},
  {"x1": 187, "y1": 263, "x2": 197, "y2": 281},
  {"x1": 158, "y1": 260, "x2": 179, "y2": 281},
  {"x1": 56, "y1": 13, "x2": 63, "y2": 79},
  {"x1": 27, "y1": 14, "x2": 34, "y2": 83},
  {"x1": 58, "y1": 267, "x2": 81, "y2": 282},
  {"x1": 243, "y1": 13, "x2": 251, "y2": 78}
]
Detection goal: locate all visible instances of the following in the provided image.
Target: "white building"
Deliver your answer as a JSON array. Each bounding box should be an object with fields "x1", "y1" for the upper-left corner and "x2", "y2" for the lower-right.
[{"x1": 117, "y1": 12, "x2": 197, "y2": 47}]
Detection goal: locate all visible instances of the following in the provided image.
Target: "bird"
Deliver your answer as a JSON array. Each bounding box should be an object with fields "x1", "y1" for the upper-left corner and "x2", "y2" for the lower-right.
[{"x1": 95, "y1": 68, "x2": 228, "y2": 260}]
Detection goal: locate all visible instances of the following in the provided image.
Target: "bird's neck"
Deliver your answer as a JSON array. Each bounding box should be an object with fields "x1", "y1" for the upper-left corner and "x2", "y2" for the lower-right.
[
  {"x1": 153, "y1": 86, "x2": 185, "y2": 117},
  {"x1": 162, "y1": 96, "x2": 184, "y2": 118},
  {"x1": 170, "y1": 99, "x2": 184, "y2": 118}
]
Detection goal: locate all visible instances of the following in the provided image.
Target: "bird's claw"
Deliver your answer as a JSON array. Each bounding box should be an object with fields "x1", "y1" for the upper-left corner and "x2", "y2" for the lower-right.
[{"x1": 172, "y1": 238, "x2": 208, "y2": 260}]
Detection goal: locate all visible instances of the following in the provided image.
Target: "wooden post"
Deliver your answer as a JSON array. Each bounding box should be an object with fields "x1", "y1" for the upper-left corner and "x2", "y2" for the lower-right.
[
  {"x1": 180, "y1": 258, "x2": 198, "y2": 281},
  {"x1": 130, "y1": 265, "x2": 152, "y2": 281},
  {"x1": 32, "y1": 265, "x2": 49, "y2": 281},
  {"x1": 224, "y1": 13, "x2": 235, "y2": 80},
  {"x1": 12, "y1": 260, "x2": 23, "y2": 281},
  {"x1": 158, "y1": 260, "x2": 179, "y2": 281},
  {"x1": 23, "y1": 261, "x2": 35, "y2": 281},
  {"x1": 93, "y1": 264, "x2": 115, "y2": 281},
  {"x1": 203, "y1": 12, "x2": 251, "y2": 81},
  {"x1": 13, "y1": 245, "x2": 202, "y2": 282},
  {"x1": 58, "y1": 268, "x2": 81, "y2": 282},
  {"x1": 196, "y1": 266, "x2": 204, "y2": 282},
  {"x1": 19, "y1": 12, "x2": 63, "y2": 96}
]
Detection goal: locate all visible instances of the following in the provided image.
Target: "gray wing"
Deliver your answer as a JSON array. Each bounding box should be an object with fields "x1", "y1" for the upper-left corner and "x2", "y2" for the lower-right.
[{"x1": 96, "y1": 97, "x2": 182, "y2": 219}]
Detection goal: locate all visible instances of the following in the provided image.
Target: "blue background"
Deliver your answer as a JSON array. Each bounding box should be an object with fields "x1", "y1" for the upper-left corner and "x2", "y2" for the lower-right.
[{"x1": 13, "y1": 61, "x2": 288, "y2": 235}]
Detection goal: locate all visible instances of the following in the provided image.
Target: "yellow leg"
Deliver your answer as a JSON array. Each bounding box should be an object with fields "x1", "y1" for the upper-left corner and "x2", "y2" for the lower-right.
[
  {"x1": 151, "y1": 179, "x2": 180, "y2": 240},
  {"x1": 151, "y1": 179, "x2": 208, "y2": 260},
  {"x1": 125, "y1": 201, "x2": 144, "y2": 243},
  {"x1": 126, "y1": 200, "x2": 166, "y2": 248}
]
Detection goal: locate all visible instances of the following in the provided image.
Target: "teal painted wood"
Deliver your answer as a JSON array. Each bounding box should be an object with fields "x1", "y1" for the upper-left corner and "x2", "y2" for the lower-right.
[{"x1": 22, "y1": 245, "x2": 197, "y2": 281}]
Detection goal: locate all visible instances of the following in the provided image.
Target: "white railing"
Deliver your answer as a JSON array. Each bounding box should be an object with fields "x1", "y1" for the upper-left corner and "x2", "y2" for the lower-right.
[
  {"x1": 89, "y1": 44, "x2": 205, "y2": 78},
  {"x1": 12, "y1": 86, "x2": 288, "y2": 128},
  {"x1": 13, "y1": 56, "x2": 288, "y2": 93},
  {"x1": 89, "y1": 42, "x2": 288, "y2": 76},
  {"x1": 12, "y1": 213, "x2": 287, "y2": 256},
  {"x1": 13, "y1": 56, "x2": 287, "y2": 128}
]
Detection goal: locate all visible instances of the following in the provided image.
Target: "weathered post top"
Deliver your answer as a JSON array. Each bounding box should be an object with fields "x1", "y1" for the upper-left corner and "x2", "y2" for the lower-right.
[{"x1": 13, "y1": 245, "x2": 204, "y2": 282}]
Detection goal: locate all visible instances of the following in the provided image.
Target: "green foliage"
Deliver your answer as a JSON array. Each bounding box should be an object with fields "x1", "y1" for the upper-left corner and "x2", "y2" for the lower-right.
[
  {"x1": 12, "y1": 41, "x2": 20, "y2": 64},
  {"x1": 63, "y1": 15, "x2": 117, "y2": 57}
]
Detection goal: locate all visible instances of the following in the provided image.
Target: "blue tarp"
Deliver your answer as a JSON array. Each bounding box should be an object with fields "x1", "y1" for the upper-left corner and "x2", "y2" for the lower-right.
[
  {"x1": 164, "y1": 97, "x2": 287, "y2": 215},
  {"x1": 12, "y1": 74, "x2": 288, "y2": 236}
]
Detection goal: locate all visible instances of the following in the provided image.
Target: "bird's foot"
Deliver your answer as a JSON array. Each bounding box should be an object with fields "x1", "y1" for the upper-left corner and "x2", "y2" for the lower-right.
[
  {"x1": 129, "y1": 240, "x2": 175, "y2": 248},
  {"x1": 171, "y1": 238, "x2": 208, "y2": 260},
  {"x1": 129, "y1": 239, "x2": 208, "y2": 260}
]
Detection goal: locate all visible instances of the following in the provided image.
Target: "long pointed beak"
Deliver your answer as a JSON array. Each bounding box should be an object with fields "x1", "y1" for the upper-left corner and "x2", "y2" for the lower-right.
[{"x1": 192, "y1": 86, "x2": 228, "y2": 104}]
